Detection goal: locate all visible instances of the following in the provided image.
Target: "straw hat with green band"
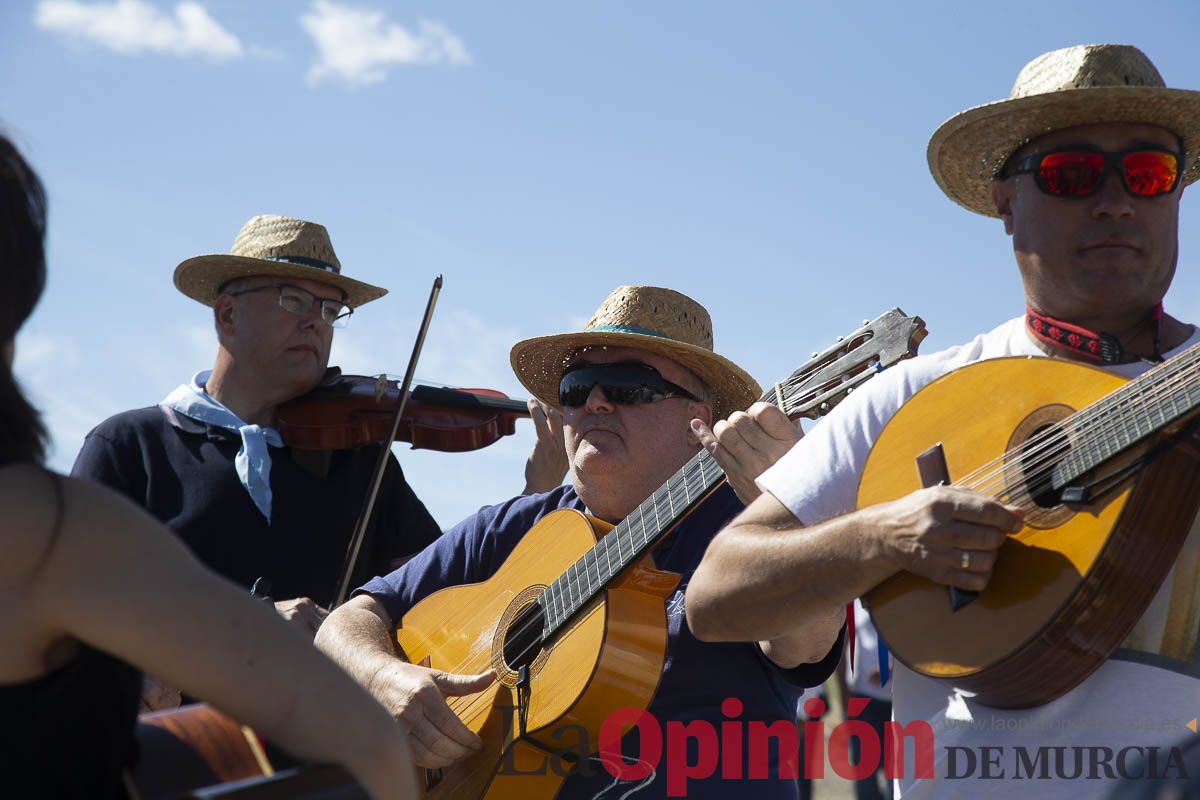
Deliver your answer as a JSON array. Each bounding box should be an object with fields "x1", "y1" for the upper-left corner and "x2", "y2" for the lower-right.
[
  {"x1": 510, "y1": 285, "x2": 761, "y2": 422},
  {"x1": 928, "y1": 43, "x2": 1200, "y2": 218},
  {"x1": 174, "y1": 214, "x2": 387, "y2": 308}
]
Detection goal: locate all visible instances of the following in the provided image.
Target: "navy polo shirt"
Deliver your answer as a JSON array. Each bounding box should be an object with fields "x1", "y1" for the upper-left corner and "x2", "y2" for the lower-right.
[{"x1": 72, "y1": 407, "x2": 442, "y2": 608}]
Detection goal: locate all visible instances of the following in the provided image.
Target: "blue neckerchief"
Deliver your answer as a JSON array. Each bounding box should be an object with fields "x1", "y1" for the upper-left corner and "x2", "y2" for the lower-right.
[{"x1": 160, "y1": 371, "x2": 283, "y2": 522}]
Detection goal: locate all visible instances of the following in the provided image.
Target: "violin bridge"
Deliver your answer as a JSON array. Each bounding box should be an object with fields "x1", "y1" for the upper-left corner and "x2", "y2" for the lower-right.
[{"x1": 374, "y1": 374, "x2": 387, "y2": 402}]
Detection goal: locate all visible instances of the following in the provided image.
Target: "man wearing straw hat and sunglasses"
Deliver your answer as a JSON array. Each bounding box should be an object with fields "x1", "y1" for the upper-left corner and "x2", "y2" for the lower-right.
[
  {"x1": 317, "y1": 284, "x2": 845, "y2": 798},
  {"x1": 687, "y1": 44, "x2": 1200, "y2": 797},
  {"x1": 70, "y1": 215, "x2": 455, "y2": 705}
]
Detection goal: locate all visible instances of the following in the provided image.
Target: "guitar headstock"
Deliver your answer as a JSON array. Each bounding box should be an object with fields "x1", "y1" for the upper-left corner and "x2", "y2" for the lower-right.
[{"x1": 767, "y1": 309, "x2": 927, "y2": 421}]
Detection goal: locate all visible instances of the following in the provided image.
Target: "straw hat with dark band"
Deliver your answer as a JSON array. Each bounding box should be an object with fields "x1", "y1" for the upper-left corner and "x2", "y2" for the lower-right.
[
  {"x1": 510, "y1": 285, "x2": 761, "y2": 422},
  {"x1": 174, "y1": 214, "x2": 387, "y2": 308},
  {"x1": 928, "y1": 44, "x2": 1200, "y2": 217}
]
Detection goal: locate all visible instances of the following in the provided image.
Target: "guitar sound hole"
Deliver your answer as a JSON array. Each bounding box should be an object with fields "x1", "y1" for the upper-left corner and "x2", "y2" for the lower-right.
[
  {"x1": 502, "y1": 602, "x2": 546, "y2": 673},
  {"x1": 1021, "y1": 424, "x2": 1072, "y2": 509}
]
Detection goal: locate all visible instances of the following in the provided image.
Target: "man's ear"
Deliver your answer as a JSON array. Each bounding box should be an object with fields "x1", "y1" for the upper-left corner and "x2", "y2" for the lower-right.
[
  {"x1": 213, "y1": 295, "x2": 236, "y2": 338},
  {"x1": 991, "y1": 179, "x2": 1015, "y2": 235}
]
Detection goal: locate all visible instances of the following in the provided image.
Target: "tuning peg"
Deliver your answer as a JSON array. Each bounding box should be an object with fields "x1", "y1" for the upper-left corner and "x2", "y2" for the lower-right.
[{"x1": 862, "y1": 319, "x2": 870, "y2": 325}]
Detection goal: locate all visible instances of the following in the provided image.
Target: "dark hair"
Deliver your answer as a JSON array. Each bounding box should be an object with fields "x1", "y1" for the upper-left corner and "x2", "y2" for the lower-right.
[{"x1": 0, "y1": 134, "x2": 48, "y2": 463}]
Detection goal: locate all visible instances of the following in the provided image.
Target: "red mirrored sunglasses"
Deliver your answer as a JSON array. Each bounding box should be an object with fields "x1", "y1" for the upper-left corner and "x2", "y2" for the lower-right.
[{"x1": 1001, "y1": 148, "x2": 1184, "y2": 199}]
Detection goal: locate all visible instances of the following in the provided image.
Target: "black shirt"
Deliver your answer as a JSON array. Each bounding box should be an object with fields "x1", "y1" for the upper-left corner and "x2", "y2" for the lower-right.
[
  {"x1": 71, "y1": 407, "x2": 442, "y2": 608},
  {"x1": 0, "y1": 466, "x2": 141, "y2": 799}
]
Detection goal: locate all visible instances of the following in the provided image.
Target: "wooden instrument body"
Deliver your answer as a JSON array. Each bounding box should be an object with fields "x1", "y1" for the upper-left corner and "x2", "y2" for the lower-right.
[
  {"x1": 395, "y1": 508, "x2": 679, "y2": 799},
  {"x1": 133, "y1": 703, "x2": 275, "y2": 798},
  {"x1": 862, "y1": 357, "x2": 1200, "y2": 708}
]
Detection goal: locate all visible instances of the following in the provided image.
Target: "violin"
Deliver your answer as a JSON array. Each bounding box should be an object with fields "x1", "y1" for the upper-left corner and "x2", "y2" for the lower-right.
[{"x1": 276, "y1": 370, "x2": 532, "y2": 453}]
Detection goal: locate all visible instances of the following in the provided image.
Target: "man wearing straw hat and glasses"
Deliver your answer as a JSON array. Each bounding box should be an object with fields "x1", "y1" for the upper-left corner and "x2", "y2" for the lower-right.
[
  {"x1": 687, "y1": 44, "x2": 1200, "y2": 797},
  {"x1": 317, "y1": 284, "x2": 845, "y2": 798},
  {"x1": 70, "y1": 215, "x2": 454, "y2": 706}
]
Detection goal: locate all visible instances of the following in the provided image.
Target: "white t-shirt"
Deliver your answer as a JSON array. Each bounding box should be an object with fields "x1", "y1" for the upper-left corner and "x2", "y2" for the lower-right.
[{"x1": 758, "y1": 317, "x2": 1200, "y2": 799}]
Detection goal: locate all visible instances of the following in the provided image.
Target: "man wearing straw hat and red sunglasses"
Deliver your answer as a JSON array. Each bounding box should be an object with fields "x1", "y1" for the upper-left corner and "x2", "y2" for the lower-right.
[
  {"x1": 687, "y1": 44, "x2": 1200, "y2": 797},
  {"x1": 316, "y1": 284, "x2": 845, "y2": 798}
]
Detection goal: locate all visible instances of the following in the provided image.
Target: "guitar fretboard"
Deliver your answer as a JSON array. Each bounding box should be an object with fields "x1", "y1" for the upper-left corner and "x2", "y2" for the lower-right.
[
  {"x1": 1054, "y1": 342, "x2": 1200, "y2": 488},
  {"x1": 539, "y1": 426, "x2": 737, "y2": 637},
  {"x1": 538, "y1": 379, "x2": 794, "y2": 638}
]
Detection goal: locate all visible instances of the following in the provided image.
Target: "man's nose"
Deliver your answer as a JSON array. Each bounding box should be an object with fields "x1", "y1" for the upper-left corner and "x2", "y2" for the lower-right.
[
  {"x1": 1090, "y1": 167, "x2": 1136, "y2": 220},
  {"x1": 584, "y1": 383, "x2": 615, "y2": 414},
  {"x1": 296, "y1": 305, "x2": 325, "y2": 330}
]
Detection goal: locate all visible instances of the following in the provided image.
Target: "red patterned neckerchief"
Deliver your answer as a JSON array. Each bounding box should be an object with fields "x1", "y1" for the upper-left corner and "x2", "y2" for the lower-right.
[{"x1": 1025, "y1": 303, "x2": 1164, "y2": 365}]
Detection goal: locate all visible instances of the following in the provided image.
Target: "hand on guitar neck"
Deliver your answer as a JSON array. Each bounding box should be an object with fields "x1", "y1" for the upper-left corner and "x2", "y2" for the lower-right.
[{"x1": 690, "y1": 401, "x2": 804, "y2": 505}]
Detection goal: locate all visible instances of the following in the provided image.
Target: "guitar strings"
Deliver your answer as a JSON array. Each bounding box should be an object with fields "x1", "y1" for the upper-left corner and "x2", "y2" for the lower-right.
[
  {"x1": 425, "y1": 447, "x2": 723, "y2": 696},
  {"x1": 938, "y1": 351, "x2": 1200, "y2": 513},
  {"x1": 960, "y1": 353, "x2": 1200, "y2": 499},
  {"x1": 961, "y1": 368, "x2": 1199, "y2": 509},
  {"x1": 951, "y1": 350, "x2": 1199, "y2": 499}
]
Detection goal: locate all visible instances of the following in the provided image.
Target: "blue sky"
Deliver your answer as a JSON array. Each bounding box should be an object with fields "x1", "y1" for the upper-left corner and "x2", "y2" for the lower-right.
[{"x1": 4, "y1": 0, "x2": 1200, "y2": 528}]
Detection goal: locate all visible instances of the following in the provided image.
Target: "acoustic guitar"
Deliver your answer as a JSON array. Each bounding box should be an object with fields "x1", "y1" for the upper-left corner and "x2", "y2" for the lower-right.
[
  {"x1": 395, "y1": 309, "x2": 926, "y2": 799},
  {"x1": 862, "y1": 345, "x2": 1200, "y2": 708}
]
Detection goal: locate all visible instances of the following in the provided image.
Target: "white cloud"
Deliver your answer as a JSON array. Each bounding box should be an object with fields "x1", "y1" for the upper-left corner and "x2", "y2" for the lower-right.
[
  {"x1": 34, "y1": 0, "x2": 243, "y2": 60},
  {"x1": 300, "y1": 0, "x2": 470, "y2": 87}
]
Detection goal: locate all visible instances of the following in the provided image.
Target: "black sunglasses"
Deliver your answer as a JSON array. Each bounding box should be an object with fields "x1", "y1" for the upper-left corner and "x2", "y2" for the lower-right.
[
  {"x1": 1001, "y1": 147, "x2": 1183, "y2": 199},
  {"x1": 559, "y1": 362, "x2": 703, "y2": 408}
]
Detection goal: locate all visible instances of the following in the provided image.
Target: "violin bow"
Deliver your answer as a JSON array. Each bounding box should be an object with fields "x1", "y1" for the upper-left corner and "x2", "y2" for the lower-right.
[{"x1": 330, "y1": 275, "x2": 443, "y2": 609}]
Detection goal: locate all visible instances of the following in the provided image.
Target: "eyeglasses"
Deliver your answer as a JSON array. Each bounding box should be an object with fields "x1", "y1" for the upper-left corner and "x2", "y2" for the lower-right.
[
  {"x1": 559, "y1": 362, "x2": 703, "y2": 408},
  {"x1": 228, "y1": 283, "x2": 353, "y2": 328},
  {"x1": 1002, "y1": 147, "x2": 1183, "y2": 199}
]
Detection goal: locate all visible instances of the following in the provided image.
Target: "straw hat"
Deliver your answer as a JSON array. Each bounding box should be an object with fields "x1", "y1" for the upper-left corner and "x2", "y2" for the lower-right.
[
  {"x1": 928, "y1": 44, "x2": 1200, "y2": 217},
  {"x1": 174, "y1": 214, "x2": 387, "y2": 308},
  {"x1": 510, "y1": 285, "x2": 761, "y2": 422}
]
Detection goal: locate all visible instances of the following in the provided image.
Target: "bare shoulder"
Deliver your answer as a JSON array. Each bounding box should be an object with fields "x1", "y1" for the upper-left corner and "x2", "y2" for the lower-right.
[
  {"x1": 0, "y1": 464, "x2": 62, "y2": 584},
  {"x1": 0, "y1": 466, "x2": 155, "y2": 585},
  {"x1": 54, "y1": 474, "x2": 166, "y2": 554}
]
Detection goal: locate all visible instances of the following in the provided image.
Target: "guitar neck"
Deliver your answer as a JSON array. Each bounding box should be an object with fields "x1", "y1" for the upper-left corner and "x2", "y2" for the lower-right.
[
  {"x1": 1055, "y1": 342, "x2": 1200, "y2": 488},
  {"x1": 540, "y1": 448, "x2": 726, "y2": 639},
  {"x1": 540, "y1": 372, "x2": 813, "y2": 639}
]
